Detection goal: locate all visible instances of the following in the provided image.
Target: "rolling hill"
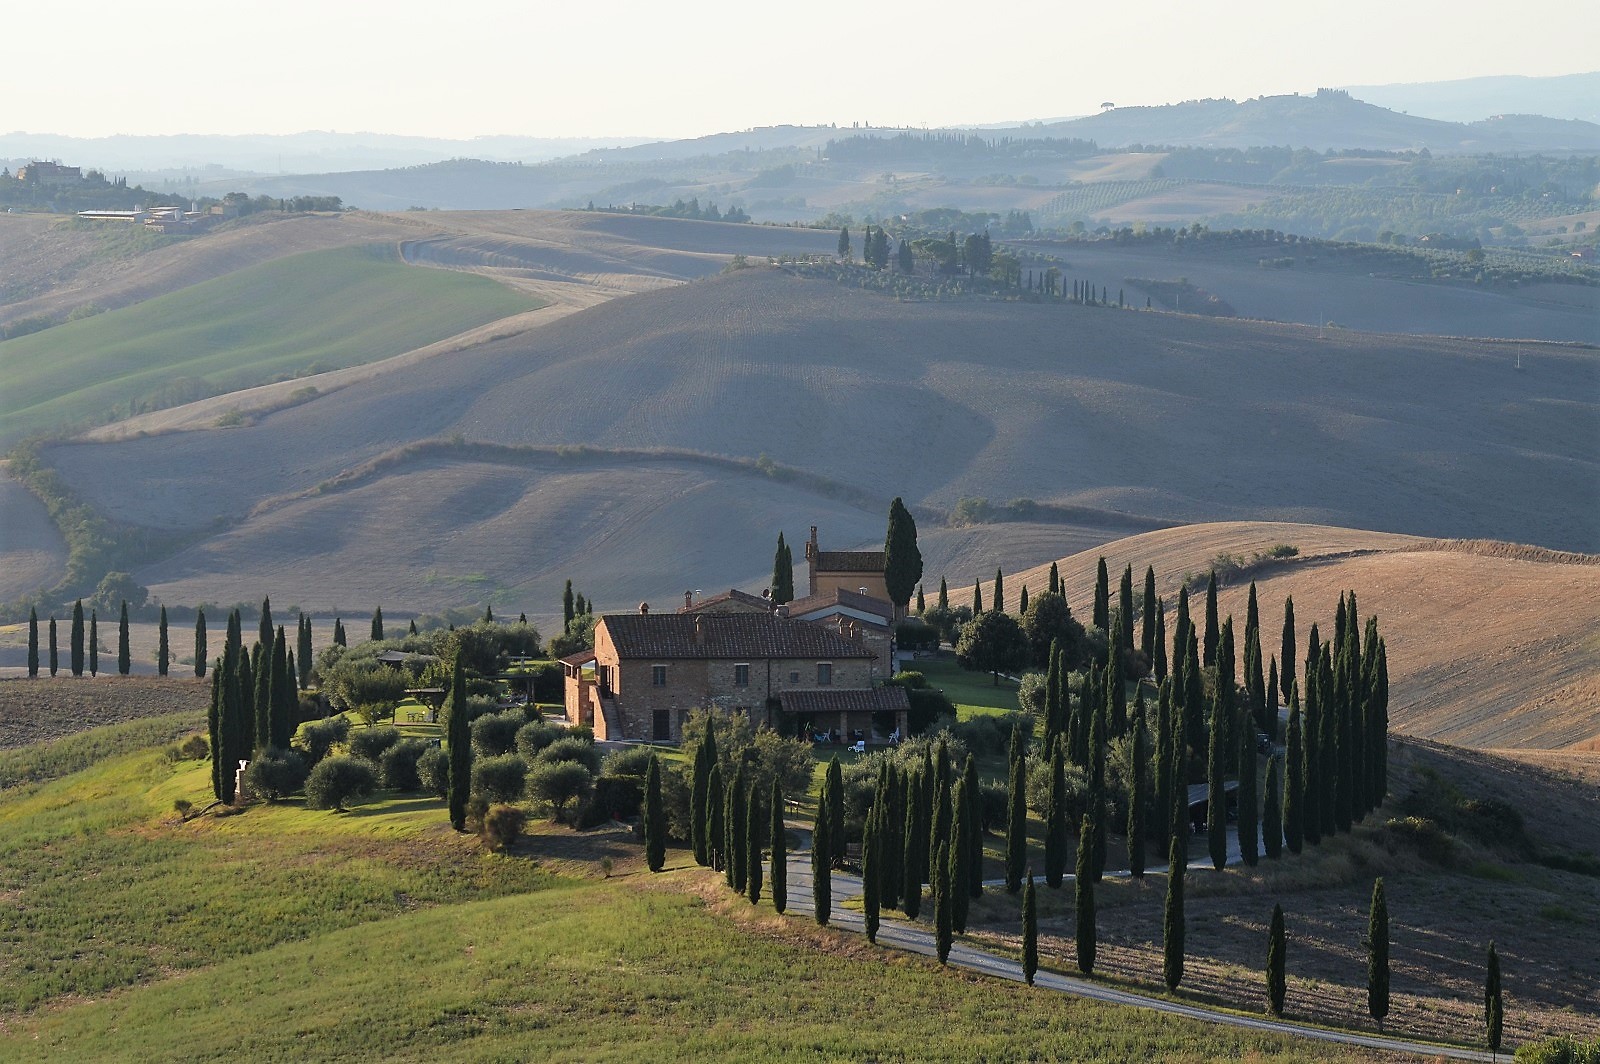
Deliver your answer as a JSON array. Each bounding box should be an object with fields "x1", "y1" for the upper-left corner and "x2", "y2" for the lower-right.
[
  {"x1": 27, "y1": 257, "x2": 1596, "y2": 628},
  {"x1": 1011, "y1": 521, "x2": 1600, "y2": 750}
]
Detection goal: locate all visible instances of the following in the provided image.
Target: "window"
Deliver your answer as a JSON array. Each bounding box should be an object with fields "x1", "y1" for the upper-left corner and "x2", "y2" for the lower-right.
[
  {"x1": 734, "y1": 663, "x2": 750, "y2": 687},
  {"x1": 817, "y1": 662, "x2": 833, "y2": 686},
  {"x1": 652, "y1": 665, "x2": 668, "y2": 687},
  {"x1": 789, "y1": 671, "x2": 800, "y2": 684}
]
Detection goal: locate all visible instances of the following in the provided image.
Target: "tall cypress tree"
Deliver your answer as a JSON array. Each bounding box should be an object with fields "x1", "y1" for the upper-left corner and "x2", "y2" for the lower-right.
[
  {"x1": 1203, "y1": 573, "x2": 1219, "y2": 667},
  {"x1": 949, "y1": 778, "x2": 971, "y2": 933},
  {"x1": 1017, "y1": 584, "x2": 1028, "y2": 616},
  {"x1": 962, "y1": 754, "x2": 983, "y2": 898},
  {"x1": 333, "y1": 618, "x2": 346, "y2": 647},
  {"x1": 972, "y1": 579, "x2": 983, "y2": 615},
  {"x1": 993, "y1": 568, "x2": 1005, "y2": 614},
  {"x1": 883, "y1": 498, "x2": 923, "y2": 618},
  {"x1": 1048, "y1": 561, "x2": 1060, "y2": 597},
  {"x1": 370, "y1": 608, "x2": 383, "y2": 642},
  {"x1": 934, "y1": 841, "x2": 952, "y2": 963},
  {"x1": 863, "y1": 802, "x2": 879, "y2": 941},
  {"x1": 1154, "y1": 599, "x2": 1168, "y2": 682},
  {"x1": 644, "y1": 755, "x2": 666, "y2": 872},
  {"x1": 1238, "y1": 705, "x2": 1258, "y2": 867},
  {"x1": 1093, "y1": 558, "x2": 1109, "y2": 631},
  {"x1": 70, "y1": 600, "x2": 84, "y2": 677},
  {"x1": 1045, "y1": 739, "x2": 1068, "y2": 888},
  {"x1": 1369, "y1": 639, "x2": 1390, "y2": 811},
  {"x1": 270, "y1": 627, "x2": 293, "y2": 749},
  {"x1": 937, "y1": 577, "x2": 949, "y2": 611},
  {"x1": 1302, "y1": 660, "x2": 1322, "y2": 847},
  {"x1": 89, "y1": 612, "x2": 98, "y2": 676},
  {"x1": 770, "y1": 779, "x2": 787, "y2": 913},
  {"x1": 1174, "y1": 585, "x2": 1191, "y2": 669},
  {"x1": 1280, "y1": 596, "x2": 1296, "y2": 704},
  {"x1": 1368, "y1": 877, "x2": 1390, "y2": 1031},
  {"x1": 1155, "y1": 679, "x2": 1174, "y2": 847},
  {"x1": 49, "y1": 617, "x2": 58, "y2": 676},
  {"x1": 1263, "y1": 754, "x2": 1283, "y2": 860},
  {"x1": 1118, "y1": 564, "x2": 1135, "y2": 654},
  {"x1": 826, "y1": 757, "x2": 845, "y2": 866},
  {"x1": 1128, "y1": 705, "x2": 1147, "y2": 878},
  {"x1": 1268, "y1": 903, "x2": 1287, "y2": 1016},
  {"x1": 447, "y1": 651, "x2": 470, "y2": 831},
  {"x1": 1207, "y1": 687, "x2": 1228, "y2": 870},
  {"x1": 1044, "y1": 640, "x2": 1063, "y2": 749},
  {"x1": 745, "y1": 780, "x2": 763, "y2": 904},
  {"x1": 707, "y1": 764, "x2": 725, "y2": 872},
  {"x1": 1285, "y1": 687, "x2": 1305, "y2": 854},
  {"x1": 811, "y1": 796, "x2": 831, "y2": 925},
  {"x1": 1021, "y1": 871, "x2": 1038, "y2": 985},
  {"x1": 1141, "y1": 565, "x2": 1158, "y2": 663},
  {"x1": 1006, "y1": 726, "x2": 1027, "y2": 892},
  {"x1": 1075, "y1": 813, "x2": 1096, "y2": 974},
  {"x1": 156, "y1": 606, "x2": 169, "y2": 677},
  {"x1": 297, "y1": 615, "x2": 313, "y2": 688},
  {"x1": 1106, "y1": 626, "x2": 1127, "y2": 735},
  {"x1": 207, "y1": 665, "x2": 223, "y2": 798},
  {"x1": 1485, "y1": 941, "x2": 1503, "y2": 1057},
  {"x1": 729, "y1": 764, "x2": 749, "y2": 892},
  {"x1": 916, "y1": 584, "x2": 925, "y2": 614},
  {"x1": 1217, "y1": 618, "x2": 1236, "y2": 764},
  {"x1": 259, "y1": 597, "x2": 273, "y2": 651},
  {"x1": 1164, "y1": 836, "x2": 1185, "y2": 990},
  {"x1": 252, "y1": 641, "x2": 272, "y2": 752},
  {"x1": 27, "y1": 608, "x2": 38, "y2": 678},
  {"x1": 901, "y1": 768, "x2": 923, "y2": 919},
  {"x1": 194, "y1": 609, "x2": 207, "y2": 678}
]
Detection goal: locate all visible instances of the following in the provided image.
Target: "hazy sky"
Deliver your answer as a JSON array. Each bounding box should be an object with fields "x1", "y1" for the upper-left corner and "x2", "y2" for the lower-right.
[{"x1": 9, "y1": 0, "x2": 1594, "y2": 139}]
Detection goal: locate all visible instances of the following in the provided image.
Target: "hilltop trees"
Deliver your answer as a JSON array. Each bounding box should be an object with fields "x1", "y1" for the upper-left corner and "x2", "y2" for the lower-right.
[{"x1": 883, "y1": 498, "x2": 922, "y2": 618}]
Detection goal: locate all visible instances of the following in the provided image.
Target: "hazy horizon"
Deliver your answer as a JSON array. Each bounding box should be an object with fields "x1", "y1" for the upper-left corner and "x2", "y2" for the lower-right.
[{"x1": 7, "y1": 0, "x2": 1596, "y2": 141}]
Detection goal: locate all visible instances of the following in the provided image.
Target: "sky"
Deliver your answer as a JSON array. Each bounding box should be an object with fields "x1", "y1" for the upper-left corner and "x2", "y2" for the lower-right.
[{"x1": 7, "y1": 0, "x2": 1596, "y2": 140}]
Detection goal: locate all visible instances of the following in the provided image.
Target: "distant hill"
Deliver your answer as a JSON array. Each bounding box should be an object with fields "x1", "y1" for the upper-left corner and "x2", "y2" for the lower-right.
[{"x1": 1340, "y1": 72, "x2": 1600, "y2": 124}]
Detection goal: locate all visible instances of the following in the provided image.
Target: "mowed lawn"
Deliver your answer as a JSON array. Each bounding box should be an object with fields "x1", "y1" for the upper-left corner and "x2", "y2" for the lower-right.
[
  {"x1": 0, "y1": 718, "x2": 1376, "y2": 1062},
  {"x1": 0, "y1": 244, "x2": 538, "y2": 443},
  {"x1": 911, "y1": 653, "x2": 1022, "y2": 719}
]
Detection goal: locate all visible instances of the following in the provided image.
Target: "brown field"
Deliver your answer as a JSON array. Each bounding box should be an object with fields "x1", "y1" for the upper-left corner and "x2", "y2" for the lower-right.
[
  {"x1": 966, "y1": 735, "x2": 1600, "y2": 1048},
  {"x1": 0, "y1": 464, "x2": 66, "y2": 602},
  {"x1": 1095, "y1": 181, "x2": 1269, "y2": 224},
  {"x1": 1013, "y1": 521, "x2": 1600, "y2": 750},
  {"x1": 0, "y1": 675, "x2": 207, "y2": 750}
]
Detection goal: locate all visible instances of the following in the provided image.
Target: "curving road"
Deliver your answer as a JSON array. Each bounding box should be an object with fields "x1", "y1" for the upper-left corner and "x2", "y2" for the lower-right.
[{"x1": 772, "y1": 831, "x2": 1496, "y2": 1062}]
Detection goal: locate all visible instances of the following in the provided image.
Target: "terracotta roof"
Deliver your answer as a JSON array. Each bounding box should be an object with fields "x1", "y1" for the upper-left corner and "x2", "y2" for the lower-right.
[
  {"x1": 814, "y1": 549, "x2": 886, "y2": 573},
  {"x1": 787, "y1": 587, "x2": 894, "y2": 622},
  {"x1": 777, "y1": 687, "x2": 910, "y2": 715},
  {"x1": 559, "y1": 650, "x2": 598, "y2": 666},
  {"x1": 600, "y1": 612, "x2": 874, "y2": 661},
  {"x1": 679, "y1": 588, "x2": 772, "y2": 614}
]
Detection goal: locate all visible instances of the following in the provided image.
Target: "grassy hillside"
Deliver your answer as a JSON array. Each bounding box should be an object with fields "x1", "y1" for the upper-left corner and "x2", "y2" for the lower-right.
[
  {"x1": 0, "y1": 244, "x2": 537, "y2": 444},
  {"x1": 1011, "y1": 522, "x2": 1600, "y2": 750}
]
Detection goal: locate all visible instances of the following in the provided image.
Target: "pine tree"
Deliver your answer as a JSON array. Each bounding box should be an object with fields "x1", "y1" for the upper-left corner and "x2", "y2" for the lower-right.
[
  {"x1": 1075, "y1": 813, "x2": 1097, "y2": 975},
  {"x1": 1021, "y1": 871, "x2": 1038, "y2": 985},
  {"x1": 1268, "y1": 903, "x2": 1287, "y2": 1016},
  {"x1": 194, "y1": 609, "x2": 207, "y2": 678},
  {"x1": 1045, "y1": 739, "x2": 1068, "y2": 888},
  {"x1": 1006, "y1": 726, "x2": 1027, "y2": 892},
  {"x1": 1281, "y1": 596, "x2": 1296, "y2": 704},
  {"x1": 770, "y1": 779, "x2": 787, "y2": 913},
  {"x1": 151, "y1": 605, "x2": 167, "y2": 677},
  {"x1": 1141, "y1": 565, "x2": 1158, "y2": 662},
  {"x1": 1093, "y1": 557, "x2": 1109, "y2": 630},
  {"x1": 934, "y1": 841, "x2": 952, "y2": 963},
  {"x1": 745, "y1": 780, "x2": 762, "y2": 904},
  {"x1": 1164, "y1": 836, "x2": 1186, "y2": 990},
  {"x1": 1118, "y1": 564, "x2": 1135, "y2": 654},
  {"x1": 297, "y1": 615, "x2": 313, "y2": 688},
  {"x1": 993, "y1": 567, "x2": 1005, "y2": 614},
  {"x1": 1203, "y1": 572, "x2": 1219, "y2": 667},
  {"x1": 1485, "y1": 941, "x2": 1503, "y2": 1056},
  {"x1": 811, "y1": 796, "x2": 831, "y2": 925},
  {"x1": 447, "y1": 651, "x2": 471, "y2": 831},
  {"x1": 863, "y1": 802, "x2": 880, "y2": 941},
  {"x1": 883, "y1": 498, "x2": 923, "y2": 618},
  {"x1": 89, "y1": 612, "x2": 98, "y2": 676},
  {"x1": 949, "y1": 777, "x2": 970, "y2": 932},
  {"x1": 1285, "y1": 686, "x2": 1305, "y2": 854},
  {"x1": 644, "y1": 755, "x2": 666, "y2": 872},
  {"x1": 370, "y1": 608, "x2": 383, "y2": 642},
  {"x1": 49, "y1": 617, "x2": 58, "y2": 676},
  {"x1": 70, "y1": 600, "x2": 84, "y2": 677},
  {"x1": 1128, "y1": 705, "x2": 1147, "y2": 878},
  {"x1": 27, "y1": 608, "x2": 38, "y2": 678},
  {"x1": 1238, "y1": 705, "x2": 1259, "y2": 867},
  {"x1": 1263, "y1": 754, "x2": 1283, "y2": 860},
  {"x1": 1368, "y1": 877, "x2": 1390, "y2": 1031}
]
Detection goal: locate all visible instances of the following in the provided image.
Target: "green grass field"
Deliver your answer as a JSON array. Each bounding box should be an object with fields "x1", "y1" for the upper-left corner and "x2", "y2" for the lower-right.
[
  {"x1": 0, "y1": 244, "x2": 538, "y2": 443},
  {"x1": 0, "y1": 718, "x2": 1370, "y2": 1061},
  {"x1": 911, "y1": 654, "x2": 1021, "y2": 718}
]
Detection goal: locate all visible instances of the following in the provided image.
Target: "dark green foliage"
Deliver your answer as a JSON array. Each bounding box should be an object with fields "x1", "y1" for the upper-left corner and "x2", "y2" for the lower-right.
[
  {"x1": 470, "y1": 754, "x2": 527, "y2": 803},
  {"x1": 1154, "y1": 599, "x2": 1168, "y2": 682},
  {"x1": 1203, "y1": 572, "x2": 1219, "y2": 667},
  {"x1": 378, "y1": 739, "x2": 428, "y2": 791},
  {"x1": 1045, "y1": 740, "x2": 1068, "y2": 888},
  {"x1": 259, "y1": 597, "x2": 273, "y2": 651},
  {"x1": 27, "y1": 608, "x2": 39, "y2": 678},
  {"x1": 416, "y1": 746, "x2": 450, "y2": 797},
  {"x1": 194, "y1": 609, "x2": 206, "y2": 678},
  {"x1": 525, "y1": 761, "x2": 593, "y2": 820},
  {"x1": 1268, "y1": 903, "x2": 1287, "y2": 1016},
  {"x1": 1485, "y1": 941, "x2": 1503, "y2": 1054},
  {"x1": 510, "y1": 721, "x2": 558, "y2": 761},
  {"x1": 1118, "y1": 564, "x2": 1135, "y2": 654},
  {"x1": 706, "y1": 763, "x2": 725, "y2": 871},
  {"x1": 1281, "y1": 596, "x2": 1296, "y2": 704},
  {"x1": 1155, "y1": 679, "x2": 1174, "y2": 847},
  {"x1": 471, "y1": 709, "x2": 524, "y2": 757},
  {"x1": 937, "y1": 577, "x2": 948, "y2": 611},
  {"x1": 1075, "y1": 813, "x2": 1096, "y2": 974},
  {"x1": 993, "y1": 567, "x2": 1005, "y2": 614},
  {"x1": 950, "y1": 778, "x2": 971, "y2": 932},
  {"x1": 536, "y1": 736, "x2": 601, "y2": 774},
  {"x1": 370, "y1": 607, "x2": 383, "y2": 642},
  {"x1": 742, "y1": 781, "x2": 763, "y2": 899},
  {"x1": 70, "y1": 599, "x2": 84, "y2": 676},
  {"x1": 826, "y1": 756, "x2": 845, "y2": 866},
  {"x1": 1021, "y1": 871, "x2": 1038, "y2": 985},
  {"x1": 972, "y1": 579, "x2": 983, "y2": 615},
  {"x1": 901, "y1": 770, "x2": 923, "y2": 919},
  {"x1": 863, "y1": 804, "x2": 880, "y2": 941},
  {"x1": 961, "y1": 755, "x2": 982, "y2": 898},
  {"x1": 1047, "y1": 561, "x2": 1060, "y2": 597},
  {"x1": 297, "y1": 615, "x2": 312, "y2": 688},
  {"x1": 447, "y1": 652, "x2": 471, "y2": 831},
  {"x1": 245, "y1": 746, "x2": 308, "y2": 801},
  {"x1": 1106, "y1": 626, "x2": 1127, "y2": 736},
  {"x1": 89, "y1": 612, "x2": 98, "y2": 676},
  {"x1": 49, "y1": 617, "x2": 58, "y2": 676},
  {"x1": 333, "y1": 617, "x2": 346, "y2": 647},
  {"x1": 771, "y1": 533, "x2": 794, "y2": 604},
  {"x1": 770, "y1": 778, "x2": 787, "y2": 913},
  {"x1": 883, "y1": 497, "x2": 923, "y2": 615},
  {"x1": 837, "y1": 225, "x2": 850, "y2": 259},
  {"x1": 1091, "y1": 557, "x2": 1108, "y2": 631},
  {"x1": 1285, "y1": 689, "x2": 1305, "y2": 853},
  {"x1": 563, "y1": 580, "x2": 575, "y2": 631},
  {"x1": 156, "y1": 606, "x2": 168, "y2": 677},
  {"x1": 811, "y1": 792, "x2": 831, "y2": 925},
  {"x1": 1263, "y1": 755, "x2": 1283, "y2": 860},
  {"x1": 1164, "y1": 836, "x2": 1185, "y2": 990},
  {"x1": 645, "y1": 755, "x2": 666, "y2": 872},
  {"x1": 347, "y1": 724, "x2": 401, "y2": 763},
  {"x1": 728, "y1": 764, "x2": 748, "y2": 892},
  {"x1": 481, "y1": 804, "x2": 526, "y2": 851},
  {"x1": 1208, "y1": 695, "x2": 1228, "y2": 871},
  {"x1": 934, "y1": 841, "x2": 952, "y2": 964},
  {"x1": 1129, "y1": 707, "x2": 1147, "y2": 878},
  {"x1": 1368, "y1": 877, "x2": 1390, "y2": 1029},
  {"x1": 957, "y1": 609, "x2": 1029, "y2": 684},
  {"x1": 305, "y1": 755, "x2": 377, "y2": 811},
  {"x1": 269, "y1": 628, "x2": 293, "y2": 750},
  {"x1": 252, "y1": 642, "x2": 272, "y2": 752},
  {"x1": 691, "y1": 720, "x2": 714, "y2": 865},
  {"x1": 1238, "y1": 705, "x2": 1259, "y2": 867},
  {"x1": 1006, "y1": 728, "x2": 1027, "y2": 892}
]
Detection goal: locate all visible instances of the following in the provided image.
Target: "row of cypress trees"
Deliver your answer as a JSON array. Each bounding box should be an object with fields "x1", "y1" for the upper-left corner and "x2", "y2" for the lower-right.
[
  {"x1": 205, "y1": 605, "x2": 306, "y2": 803},
  {"x1": 24, "y1": 599, "x2": 143, "y2": 677},
  {"x1": 683, "y1": 719, "x2": 787, "y2": 911}
]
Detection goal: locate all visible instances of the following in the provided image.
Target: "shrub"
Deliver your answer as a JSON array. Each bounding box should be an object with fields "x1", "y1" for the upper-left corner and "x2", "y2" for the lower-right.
[
  {"x1": 347, "y1": 725, "x2": 401, "y2": 763},
  {"x1": 481, "y1": 804, "x2": 527, "y2": 852},
  {"x1": 464, "y1": 694, "x2": 501, "y2": 722},
  {"x1": 537, "y1": 735, "x2": 601, "y2": 774},
  {"x1": 471, "y1": 709, "x2": 524, "y2": 757},
  {"x1": 888, "y1": 670, "x2": 927, "y2": 690},
  {"x1": 304, "y1": 755, "x2": 378, "y2": 811},
  {"x1": 416, "y1": 747, "x2": 451, "y2": 798},
  {"x1": 379, "y1": 739, "x2": 430, "y2": 792},
  {"x1": 178, "y1": 735, "x2": 209, "y2": 760},
  {"x1": 295, "y1": 716, "x2": 350, "y2": 767},
  {"x1": 894, "y1": 619, "x2": 939, "y2": 651},
  {"x1": 906, "y1": 687, "x2": 955, "y2": 736},
  {"x1": 952, "y1": 711, "x2": 1032, "y2": 757},
  {"x1": 1381, "y1": 816, "x2": 1458, "y2": 866},
  {"x1": 515, "y1": 720, "x2": 563, "y2": 759},
  {"x1": 579, "y1": 774, "x2": 644, "y2": 828},
  {"x1": 569, "y1": 724, "x2": 595, "y2": 744},
  {"x1": 1515, "y1": 1036, "x2": 1600, "y2": 1064},
  {"x1": 527, "y1": 760, "x2": 593, "y2": 821},
  {"x1": 602, "y1": 745, "x2": 655, "y2": 777},
  {"x1": 244, "y1": 747, "x2": 308, "y2": 801},
  {"x1": 471, "y1": 754, "x2": 528, "y2": 803},
  {"x1": 1017, "y1": 672, "x2": 1047, "y2": 715}
]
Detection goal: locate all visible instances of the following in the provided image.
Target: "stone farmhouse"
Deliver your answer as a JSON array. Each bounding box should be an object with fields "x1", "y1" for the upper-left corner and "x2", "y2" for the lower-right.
[{"x1": 562, "y1": 526, "x2": 906, "y2": 745}]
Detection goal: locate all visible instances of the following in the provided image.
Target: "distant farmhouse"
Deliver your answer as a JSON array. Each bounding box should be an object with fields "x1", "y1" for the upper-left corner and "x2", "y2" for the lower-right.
[
  {"x1": 15, "y1": 161, "x2": 81, "y2": 184},
  {"x1": 563, "y1": 526, "x2": 906, "y2": 744}
]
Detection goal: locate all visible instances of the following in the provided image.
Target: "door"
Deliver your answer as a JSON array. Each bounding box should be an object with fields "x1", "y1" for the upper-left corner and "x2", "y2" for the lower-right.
[{"x1": 652, "y1": 709, "x2": 671, "y2": 742}]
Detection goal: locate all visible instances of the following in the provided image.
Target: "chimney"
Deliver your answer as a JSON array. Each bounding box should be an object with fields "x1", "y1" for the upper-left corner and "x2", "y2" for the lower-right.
[
  {"x1": 638, "y1": 602, "x2": 650, "y2": 615},
  {"x1": 685, "y1": 590, "x2": 693, "y2": 610},
  {"x1": 776, "y1": 604, "x2": 789, "y2": 619}
]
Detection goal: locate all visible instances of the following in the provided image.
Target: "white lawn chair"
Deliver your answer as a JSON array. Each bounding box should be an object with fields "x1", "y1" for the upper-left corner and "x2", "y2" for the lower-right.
[{"x1": 851, "y1": 740, "x2": 866, "y2": 756}]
